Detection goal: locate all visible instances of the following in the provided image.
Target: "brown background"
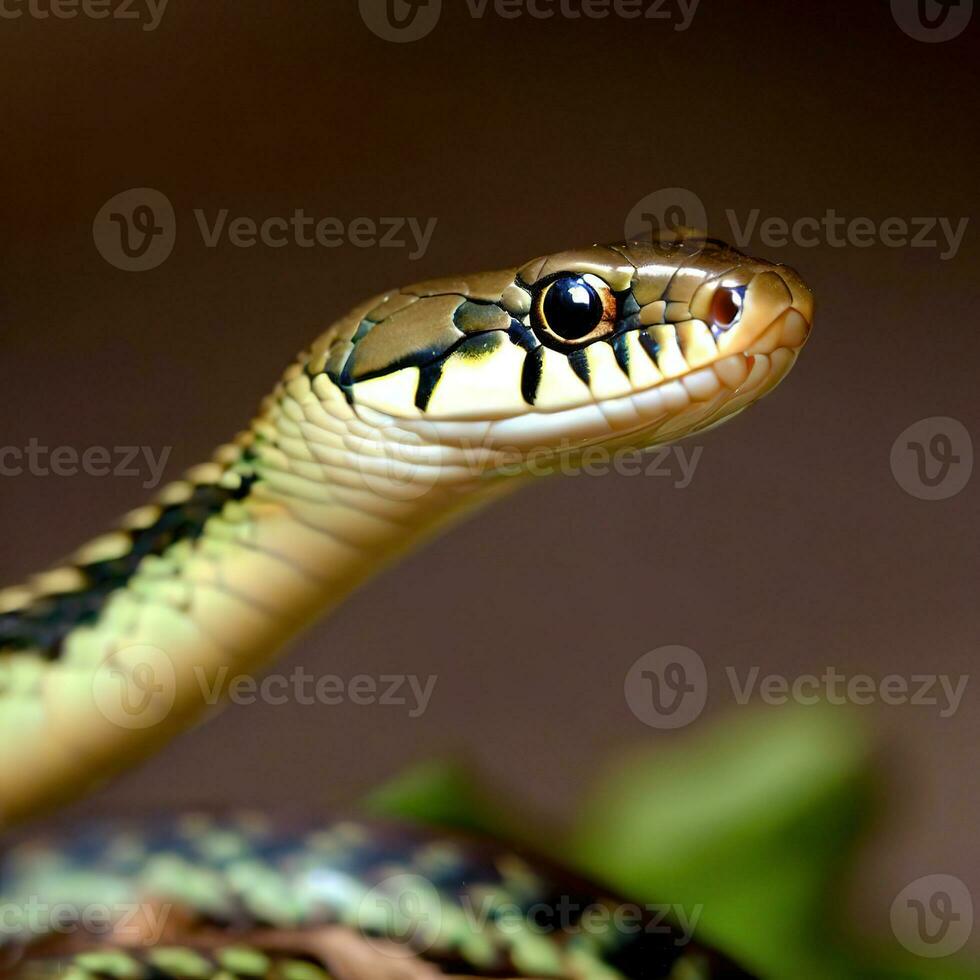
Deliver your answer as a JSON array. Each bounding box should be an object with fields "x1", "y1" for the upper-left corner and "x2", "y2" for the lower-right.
[{"x1": 1, "y1": 0, "x2": 978, "y2": 950}]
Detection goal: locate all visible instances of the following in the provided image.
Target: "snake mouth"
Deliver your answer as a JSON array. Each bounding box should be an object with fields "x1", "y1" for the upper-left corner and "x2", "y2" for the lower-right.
[
  {"x1": 417, "y1": 341, "x2": 807, "y2": 462},
  {"x1": 347, "y1": 294, "x2": 810, "y2": 435},
  {"x1": 336, "y1": 344, "x2": 806, "y2": 498},
  {"x1": 345, "y1": 302, "x2": 808, "y2": 422}
]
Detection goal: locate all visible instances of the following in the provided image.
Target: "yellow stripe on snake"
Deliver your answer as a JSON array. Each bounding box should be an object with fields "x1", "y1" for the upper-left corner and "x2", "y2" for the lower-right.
[{"x1": 0, "y1": 235, "x2": 813, "y2": 979}]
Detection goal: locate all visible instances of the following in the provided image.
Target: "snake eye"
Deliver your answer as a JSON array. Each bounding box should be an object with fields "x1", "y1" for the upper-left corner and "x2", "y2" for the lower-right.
[
  {"x1": 532, "y1": 274, "x2": 617, "y2": 348},
  {"x1": 710, "y1": 285, "x2": 746, "y2": 331}
]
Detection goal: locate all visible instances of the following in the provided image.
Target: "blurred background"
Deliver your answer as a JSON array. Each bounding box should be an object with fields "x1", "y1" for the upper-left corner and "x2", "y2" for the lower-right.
[{"x1": 0, "y1": 0, "x2": 977, "y2": 966}]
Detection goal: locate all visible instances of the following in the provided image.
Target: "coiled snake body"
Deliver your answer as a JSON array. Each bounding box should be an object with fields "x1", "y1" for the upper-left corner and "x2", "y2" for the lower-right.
[{"x1": 0, "y1": 236, "x2": 813, "y2": 979}]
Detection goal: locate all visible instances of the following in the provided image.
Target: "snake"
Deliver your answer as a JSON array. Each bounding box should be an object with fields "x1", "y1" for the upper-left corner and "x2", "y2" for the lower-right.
[{"x1": 0, "y1": 234, "x2": 813, "y2": 979}]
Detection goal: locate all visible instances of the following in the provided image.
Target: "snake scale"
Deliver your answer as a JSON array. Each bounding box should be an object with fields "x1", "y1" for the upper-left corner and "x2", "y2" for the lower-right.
[{"x1": 0, "y1": 235, "x2": 813, "y2": 979}]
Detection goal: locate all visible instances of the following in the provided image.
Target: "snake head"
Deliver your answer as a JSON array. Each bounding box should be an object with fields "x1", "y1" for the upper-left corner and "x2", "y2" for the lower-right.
[{"x1": 306, "y1": 237, "x2": 813, "y2": 488}]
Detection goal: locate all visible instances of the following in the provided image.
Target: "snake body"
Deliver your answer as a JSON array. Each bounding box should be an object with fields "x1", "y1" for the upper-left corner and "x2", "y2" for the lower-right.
[
  {"x1": 1, "y1": 815, "x2": 750, "y2": 979},
  {"x1": 0, "y1": 235, "x2": 813, "y2": 978}
]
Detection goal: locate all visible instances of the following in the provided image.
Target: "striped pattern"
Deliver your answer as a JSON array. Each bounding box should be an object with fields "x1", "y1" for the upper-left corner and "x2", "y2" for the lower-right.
[
  {"x1": 1, "y1": 816, "x2": 752, "y2": 980},
  {"x1": 14, "y1": 946, "x2": 330, "y2": 980},
  {"x1": 0, "y1": 459, "x2": 258, "y2": 661}
]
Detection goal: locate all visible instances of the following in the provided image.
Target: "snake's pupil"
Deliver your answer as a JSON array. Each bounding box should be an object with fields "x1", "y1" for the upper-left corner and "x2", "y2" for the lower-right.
[{"x1": 544, "y1": 276, "x2": 603, "y2": 340}]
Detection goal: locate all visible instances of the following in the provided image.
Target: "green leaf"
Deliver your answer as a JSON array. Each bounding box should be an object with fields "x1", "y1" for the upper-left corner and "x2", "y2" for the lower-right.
[
  {"x1": 359, "y1": 759, "x2": 517, "y2": 841},
  {"x1": 566, "y1": 705, "x2": 978, "y2": 979},
  {"x1": 358, "y1": 715, "x2": 979, "y2": 979},
  {"x1": 568, "y1": 706, "x2": 870, "y2": 976}
]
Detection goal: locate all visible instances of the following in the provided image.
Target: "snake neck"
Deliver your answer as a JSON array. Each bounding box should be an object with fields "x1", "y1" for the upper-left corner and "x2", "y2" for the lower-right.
[{"x1": 0, "y1": 355, "x2": 488, "y2": 827}]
